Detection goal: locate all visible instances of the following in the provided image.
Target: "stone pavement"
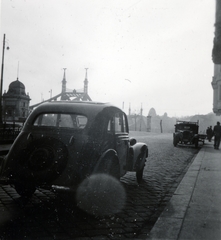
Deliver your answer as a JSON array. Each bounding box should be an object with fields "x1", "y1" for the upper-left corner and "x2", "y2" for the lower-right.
[
  {"x1": 0, "y1": 135, "x2": 199, "y2": 239},
  {"x1": 149, "y1": 142, "x2": 221, "y2": 240},
  {"x1": 1, "y1": 136, "x2": 218, "y2": 239}
]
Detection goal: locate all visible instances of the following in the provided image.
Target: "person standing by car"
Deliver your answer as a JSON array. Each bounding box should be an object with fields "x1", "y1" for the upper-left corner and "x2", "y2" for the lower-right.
[{"x1": 213, "y1": 122, "x2": 221, "y2": 149}]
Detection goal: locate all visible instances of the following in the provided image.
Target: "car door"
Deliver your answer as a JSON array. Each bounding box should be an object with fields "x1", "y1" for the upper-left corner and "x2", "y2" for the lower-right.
[{"x1": 111, "y1": 111, "x2": 129, "y2": 176}]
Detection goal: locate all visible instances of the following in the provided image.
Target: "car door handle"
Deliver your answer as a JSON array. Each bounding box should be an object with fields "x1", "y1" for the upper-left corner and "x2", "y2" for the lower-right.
[
  {"x1": 69, "y1": 136, "x2": 75, "y2": 146},
  {"x1": 27, "y1": 133, "x2": 33, "y2": 141}
]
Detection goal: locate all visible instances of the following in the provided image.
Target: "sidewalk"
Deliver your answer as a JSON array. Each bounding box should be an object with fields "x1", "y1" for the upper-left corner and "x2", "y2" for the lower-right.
[{"x1": 149, "y1": 142, "x2": 221, "y2": 240}]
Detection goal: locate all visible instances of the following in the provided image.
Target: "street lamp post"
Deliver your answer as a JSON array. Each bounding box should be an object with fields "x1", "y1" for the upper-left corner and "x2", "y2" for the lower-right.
[{"x1": 0, "y1": 34, "x2": 6, "y2": 125}]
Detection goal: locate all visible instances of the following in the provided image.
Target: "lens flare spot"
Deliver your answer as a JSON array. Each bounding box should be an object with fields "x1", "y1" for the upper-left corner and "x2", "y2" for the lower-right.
[{"x1": 76, "y1": 173, "x2": 126, "y2": 216}]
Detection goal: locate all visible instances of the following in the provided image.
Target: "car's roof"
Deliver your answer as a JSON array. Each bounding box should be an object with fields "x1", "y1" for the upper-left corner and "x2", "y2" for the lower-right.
[
  {"x1": 176, "y1": 121, "x2": 198, "y2": 125},
  {"x1": 36, "y1": 100, "x2": 112, "y2": 109},
  {"x1": 26, "y1": 101, "x2": 123, "y2": 124}
]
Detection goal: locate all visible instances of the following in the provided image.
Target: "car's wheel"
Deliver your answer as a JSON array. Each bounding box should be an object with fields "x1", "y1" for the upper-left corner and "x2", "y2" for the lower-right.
[
  {"x1": 17, "y1": 137, "x2": 68, "y2": 183},
  {"x1": 173, "y1": 138, "x2": 177, "y2": 147},
  {"x1": 95, "y1": 151, "x2": 120, "y2": 180},
  {"x1": 136, "y1": 152, "x2": 146, "y2": 184},
  {"x1": 14, "y1": 180, "x2": 36, "y2": 198},
  {"x1": 195, "y1": 140, "x2": 198, "y2": 148},
  {"x1": 108, "y1": 161, "x2": 120, "y2": 180},
  {"x1": 101, "y1": 159, "x2": 120, "y2": 180},
  {"x1": 136, "y1": 165, "x2": 144, "y2": 184}
]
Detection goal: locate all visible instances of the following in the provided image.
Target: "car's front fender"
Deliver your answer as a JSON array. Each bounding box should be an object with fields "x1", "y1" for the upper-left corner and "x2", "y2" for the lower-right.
[{"x1": 129, "y1": 143, "x2": 148, "y2": 171}]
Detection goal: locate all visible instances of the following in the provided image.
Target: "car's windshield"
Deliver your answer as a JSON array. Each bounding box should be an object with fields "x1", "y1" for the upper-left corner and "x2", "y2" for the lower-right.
[
  {"x1": 176, "y1": 124, "x2": 196, "y2": 131},
  {"x1": 33, "y1": 113, "x2": 88, "y2": 129}
]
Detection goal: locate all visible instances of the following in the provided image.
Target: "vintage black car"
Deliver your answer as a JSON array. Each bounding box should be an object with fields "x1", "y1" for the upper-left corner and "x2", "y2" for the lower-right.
[
  {"x1": 0, "y1": 101, "x2": 148, "y2": 198},
  {"x1": 173, "y1": 120, "x2": 199, "y2": 148}
]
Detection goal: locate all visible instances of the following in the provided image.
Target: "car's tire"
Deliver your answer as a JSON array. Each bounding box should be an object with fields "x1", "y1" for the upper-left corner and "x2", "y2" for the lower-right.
[
  {"x1": 136, "y1": 166, "x2": 144, "y2": 184},
  {"x1": 14, "y1": 180, "x2": 36, "y2": 198},
  {"x1": 108, "y1": 161, "x2": 120, "y2": 180},
  {"x1": 136, "y1": 152, "x2": 146, "y2": 184},
  {"x1": 173, "y1": 135, "x2": 178, "y2": 147},
  {"x1": 95, "y1": 151, "x2": 120, "y2": 180},
  {"x1": 17, "y1": 137, "x2": 68, "y2": 183},
  {"x1": 195, "y1": 140, "x2": 199, "y2": 148},
  {"x1": 101, "y1": 159, "x2": 120, "y2": 180}
]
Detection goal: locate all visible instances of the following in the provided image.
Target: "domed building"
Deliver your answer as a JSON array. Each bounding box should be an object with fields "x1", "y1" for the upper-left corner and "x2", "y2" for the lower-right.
[
  {"x1": 2, "y1": 78, "x2": 31, "y2": 122},
  {"x1": 148, "y1": 108, "x2": 157, "y2": 117}
]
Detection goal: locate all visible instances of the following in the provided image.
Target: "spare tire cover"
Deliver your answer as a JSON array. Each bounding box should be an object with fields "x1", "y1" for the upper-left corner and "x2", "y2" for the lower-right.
[{"x1": 17, "y1": 137, "x2": 68, "y2": 183}]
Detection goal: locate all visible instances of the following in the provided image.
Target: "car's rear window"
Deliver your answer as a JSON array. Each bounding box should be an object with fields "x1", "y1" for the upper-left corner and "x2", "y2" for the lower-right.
[{"x1": 33, "y1": 113, "x2": 88, "y2": 129}]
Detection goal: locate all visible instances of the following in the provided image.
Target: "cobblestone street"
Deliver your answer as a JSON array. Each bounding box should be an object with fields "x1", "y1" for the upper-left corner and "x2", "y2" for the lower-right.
[{"x1": 0, "y1": 132, "x2": 200, "y2": 239}]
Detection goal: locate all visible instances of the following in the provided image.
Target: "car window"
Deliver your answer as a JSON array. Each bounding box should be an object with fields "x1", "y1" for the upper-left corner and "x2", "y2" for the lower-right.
[
  {"x1": 122, "y1": 114, "x2": 127, "y2": 132},
  {"x1": 176, "y1": 124, "x2": 196, "y2": 131},
  {"x1": 107, "y1": 118, "x2": 114, "y2": 132},
  {"x1": 107, "y1": 112, "x2": 127, "y2": 133},
  {"x1": 114, "y1": 113, "x2": 122, "y2": 132},
  {"x1": 59, "y1": 114, "x2": 74, "y2": 127},
  {"x1": 33, "y1": 113, "x2": 87, "y2": 129},
  {"x1": 77, "y1": 116, "x2": 88, "y2": 128}
]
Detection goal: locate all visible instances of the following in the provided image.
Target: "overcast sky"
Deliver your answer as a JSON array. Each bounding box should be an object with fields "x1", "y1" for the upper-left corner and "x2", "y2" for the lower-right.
[{"x1": 1, "y1": 0, "x2": 216, "y2": 117}]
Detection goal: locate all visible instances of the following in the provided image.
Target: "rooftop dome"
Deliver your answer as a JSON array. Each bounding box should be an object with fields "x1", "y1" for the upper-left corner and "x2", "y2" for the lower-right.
[
  {"x1": 7, "y1": 78, "x2": 27, "y2": 96},
  {"x1": 9, "y1": 78, "x2": 25, "y2": 90},
  {"x1": 148, "y1": 108, "x2": 157, "y2": 117}
]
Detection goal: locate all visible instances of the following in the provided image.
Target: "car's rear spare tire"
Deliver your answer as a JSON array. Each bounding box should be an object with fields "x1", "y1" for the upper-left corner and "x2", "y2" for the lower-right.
[{"x1": 17, "y1": 137, "x2": 68, "y2": 183}]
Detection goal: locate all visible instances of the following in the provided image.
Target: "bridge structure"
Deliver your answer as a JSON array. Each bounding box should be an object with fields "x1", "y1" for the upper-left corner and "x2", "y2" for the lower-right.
[{"x1": 29, "y1": 68, "x2": 92, "y2": 110}]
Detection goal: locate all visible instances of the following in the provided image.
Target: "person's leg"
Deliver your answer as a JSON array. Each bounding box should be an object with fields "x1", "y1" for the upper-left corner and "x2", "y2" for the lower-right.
[
  {"x1": 217, "y1": 137, "x2": 221, "y2": 149},
  {"x1": 214, "y1": 136, "x2": 217, "y2": 149}
]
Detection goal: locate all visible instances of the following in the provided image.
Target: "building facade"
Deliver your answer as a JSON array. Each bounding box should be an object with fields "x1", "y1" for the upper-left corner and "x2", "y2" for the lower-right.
[
  {"x1": 212, "y1": 65, "x2": 221, "y2": 115},
  {"x1": 2, "y1": 78, "x2": 31, "y2": 122},
  {"x1": 212, "y1": 0, "x2": 221, "y2": 115}
]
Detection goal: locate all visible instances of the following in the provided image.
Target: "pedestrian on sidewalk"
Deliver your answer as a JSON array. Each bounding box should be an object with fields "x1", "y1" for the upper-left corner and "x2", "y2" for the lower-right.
[
  {"x1": 213, "y1": 121, "x2": 221, "y2": 149},
  {"x1": 207, "y1": 126, "x2": 213, "y2": 142}
]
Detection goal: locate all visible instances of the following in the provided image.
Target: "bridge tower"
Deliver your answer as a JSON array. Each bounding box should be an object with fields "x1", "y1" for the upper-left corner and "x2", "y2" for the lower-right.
[
  {"x1": 84, "y1": 68, "x2": 88, "y2": 94},
  {"x1": 61, "y1": 68, "x2": 67, "y2": 100}
]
